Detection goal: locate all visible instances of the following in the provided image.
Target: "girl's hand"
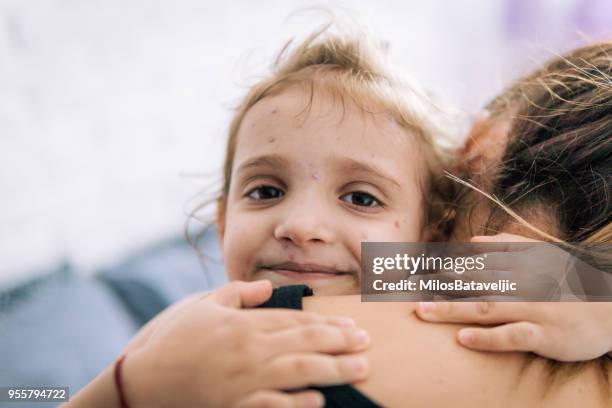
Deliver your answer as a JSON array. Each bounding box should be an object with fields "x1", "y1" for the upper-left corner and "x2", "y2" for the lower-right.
[
  {"x1": 417, "y1": 233, "x2": 578, "y2": 301},
  {"x1": 416, "y1": 234, "x2": 612, "y2": 362},
  {"x1": 417, "y1": 300, "x2": 612, "y2": 361},
  {"x1": 121, "y1": 281, "x2": 276, "y2": 355},
  {"x1": 121, "y1": 280, "x2": 371, "y2": 407}
]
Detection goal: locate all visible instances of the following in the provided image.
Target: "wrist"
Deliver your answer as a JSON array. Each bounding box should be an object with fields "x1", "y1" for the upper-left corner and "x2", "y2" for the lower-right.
[
  {"x1": 114, "y1": 355, "x2": 130, "y2": 408},
  {"x1": 63, "y1": 362, "x2": 123, "y2": 408},
  {"x1": 120, "y1": 350, "x2": 156, "y2": 408}
]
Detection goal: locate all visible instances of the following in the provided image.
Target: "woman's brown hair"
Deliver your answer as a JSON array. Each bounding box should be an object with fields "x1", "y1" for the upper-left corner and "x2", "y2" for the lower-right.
[
  {"x1": 463, "y1": 41, "x2": 612, "y2": 395},
  {"x1": 486, "y1": 42, "x2": 611, "y2": 244}
]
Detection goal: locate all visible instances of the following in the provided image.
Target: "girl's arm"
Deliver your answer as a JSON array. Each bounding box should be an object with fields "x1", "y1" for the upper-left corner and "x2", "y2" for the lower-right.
[
  {"x1": 64, "y1": 363, "x2": 122, "y2": 408},
  {"x1": 64, "y1": 281, "x2": 371, "y2": 408}
]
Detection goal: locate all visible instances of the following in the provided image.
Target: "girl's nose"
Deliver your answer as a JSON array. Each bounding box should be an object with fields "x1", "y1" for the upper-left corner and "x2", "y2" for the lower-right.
[{"x1": 273, "y1": 211, "x2": 336, "y2": 247}]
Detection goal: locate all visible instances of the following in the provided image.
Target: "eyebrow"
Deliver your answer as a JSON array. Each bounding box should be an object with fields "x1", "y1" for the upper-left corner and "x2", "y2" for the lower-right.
[
  {"x1": 235, "y1": 154, "x2": 291, "y2": 175},
  {"x1": 334, "y1": 157, "x2": 402, "y2": 189},
  {"x1": 235, "y1": 154, "x2": 402, "y2": 189}
]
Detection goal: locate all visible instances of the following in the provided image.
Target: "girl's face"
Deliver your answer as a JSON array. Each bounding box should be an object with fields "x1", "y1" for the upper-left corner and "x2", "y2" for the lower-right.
[{"x1": 220, "y1": 86, "x2": 427, "y2": 295}]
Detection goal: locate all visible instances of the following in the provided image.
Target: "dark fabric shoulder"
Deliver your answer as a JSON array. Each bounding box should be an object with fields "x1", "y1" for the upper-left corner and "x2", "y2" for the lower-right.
[
  {"x1": 257, "y1": 284, "x2": 313, "y2": 309},
  {"x1": 317, "y1": 385, "x2": 383, "y2": 407},
  {"x1": 256, "y1": 285, "x2": 383, "y2": 408}
]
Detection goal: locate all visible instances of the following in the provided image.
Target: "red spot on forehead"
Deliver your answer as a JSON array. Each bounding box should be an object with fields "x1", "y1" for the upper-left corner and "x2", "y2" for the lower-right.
[{"x1": 394, "y1": 220, "x2": 400, "y2": 228}]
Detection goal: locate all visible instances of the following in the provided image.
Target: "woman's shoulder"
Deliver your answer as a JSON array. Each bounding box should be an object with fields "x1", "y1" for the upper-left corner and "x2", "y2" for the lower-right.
[{"x1": 302, "y1": 296, "x2": 610, "y2": 407}]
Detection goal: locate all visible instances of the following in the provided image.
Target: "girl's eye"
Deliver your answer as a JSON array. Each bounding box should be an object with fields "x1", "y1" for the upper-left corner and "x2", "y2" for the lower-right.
[
  {"x1": 246, "y1": 185, "x2": 284, "y2": 200},
  {"x1": 340, "y1": 191, "x2": 382, "y2": 209}
]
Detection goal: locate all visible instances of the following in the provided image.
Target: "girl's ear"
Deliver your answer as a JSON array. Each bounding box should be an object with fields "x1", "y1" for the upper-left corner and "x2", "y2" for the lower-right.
[{"x1": 216, "y1": 199, "x2": 226, "y2": 249}]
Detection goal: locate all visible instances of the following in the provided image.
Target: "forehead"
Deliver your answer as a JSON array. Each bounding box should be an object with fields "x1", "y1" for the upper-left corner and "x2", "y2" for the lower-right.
[{"x1": 234, "y1": 86, "x2": 424, "y2": 179}]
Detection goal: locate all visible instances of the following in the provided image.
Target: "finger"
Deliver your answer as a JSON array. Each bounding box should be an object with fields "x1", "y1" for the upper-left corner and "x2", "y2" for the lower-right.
[
  {"x1": 260, "y1": 354, "x2": 369, "y2": 389},
  {"x1": 469, "y1": 234, "x2": 540, "y2": 254},
  {"x1": 432, "y1": 268, "x2": 516, "y2": 286},
  {"x1": 414, "y1": 270, "x2": 520, "y2": 300},
  {"x1": 235, "y1": 390, "x2": 324, "y2": 408},
  {"x1": 260, "y1": 325, "x2": 370, "y2": 359},
  {"x1": 417, "y1": 252, "x2": 522, "y2": 282},
  {"x1": 207, "y1": 280, "x2": 274, "y2": 308},
  {"x1": 244, "y1": 309, "x2": 356, "y2": 332},
  {"x1": 466, "y1": 252, "x2": 519, "y2": 277},
  {"x1": 468, "y1": 235, "x2": 535, "y2": 256},
  {"x1": 416, "y1": 301, "x2": 536, "y2": 324},
  {"x1": 457, "y1": 322, "x2": 543, "y2": 353},
  {"x1": 456, "y1": 251, "x2": 570, "y2": 299},
  {"x1": 472, "y1": 233, "x2": 540, "y2": 243}
]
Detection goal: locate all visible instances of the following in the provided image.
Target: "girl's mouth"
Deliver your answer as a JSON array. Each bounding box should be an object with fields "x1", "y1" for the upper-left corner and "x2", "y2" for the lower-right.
[
  {"x1": 259, "y1": 261, "x2": 353, "y2": 280},
  {"x1": 265, "y1": 269, "x2": 349, "y2": 280}
]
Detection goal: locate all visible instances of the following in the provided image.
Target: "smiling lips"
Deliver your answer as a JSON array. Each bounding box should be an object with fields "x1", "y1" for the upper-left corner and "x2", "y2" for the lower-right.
[{"x1": 262, "y1": 261, "x2": 352, "y2": 280}]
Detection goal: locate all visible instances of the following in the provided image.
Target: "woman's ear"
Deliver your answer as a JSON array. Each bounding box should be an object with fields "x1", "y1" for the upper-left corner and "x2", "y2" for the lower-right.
[
  {"x1": 216, "y1": 199, "x2": 226, "y2": 249},
  {"x1": 456, "y1": 110, "x2": 509, "y2": 176}
]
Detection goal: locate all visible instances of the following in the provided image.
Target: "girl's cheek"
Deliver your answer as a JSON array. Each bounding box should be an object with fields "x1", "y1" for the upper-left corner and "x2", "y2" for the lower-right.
[
  {"x1": 223, "y1": 246, "x2": 251, "y2": 281},
  {"x1": 222, "y1": 215, "x2": 264, "y2": 282},
  {"x1": 359, "y1": 223, "x2": 399, "y2": 241}
]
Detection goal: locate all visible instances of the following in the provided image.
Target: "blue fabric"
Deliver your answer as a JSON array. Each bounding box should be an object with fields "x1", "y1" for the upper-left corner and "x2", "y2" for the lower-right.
[
  {"x1": 0, "y1": 229, "x2": 226, "y2": 406},
  {"x1": 97, "y1": 234, "x2": 227, "y2": 324}
]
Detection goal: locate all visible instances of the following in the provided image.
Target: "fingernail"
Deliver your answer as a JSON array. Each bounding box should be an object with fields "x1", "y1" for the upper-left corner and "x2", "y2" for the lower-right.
[
  {"x1": 349, "y1": 356, "x2": 368, "y2": 375},
  {"x1": 330, "y1": 316, "x2": 356, "y2": 327},
  {"x1": 349, "y1": 329, "x2": 370, "y2": 346},
  {"x1": 304, "y1": 392, "x2": 324, "y2": 408},
  {"x1": 458, "y1": 329, "x2": 475, "y2": 345},
  {"x1": 419, "y1": 302, "x2": 436, "y2": 313}
]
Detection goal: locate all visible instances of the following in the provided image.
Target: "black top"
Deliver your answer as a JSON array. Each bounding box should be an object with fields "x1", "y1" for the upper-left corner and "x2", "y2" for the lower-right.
[{"x1": 258, "y1": 285, "x2": 383, "y2": 408}]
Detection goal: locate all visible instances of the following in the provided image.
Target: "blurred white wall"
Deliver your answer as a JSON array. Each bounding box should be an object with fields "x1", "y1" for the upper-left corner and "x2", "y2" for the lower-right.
[{"x1": 1, "y1": 0, "x2": 609, "y2": 287}]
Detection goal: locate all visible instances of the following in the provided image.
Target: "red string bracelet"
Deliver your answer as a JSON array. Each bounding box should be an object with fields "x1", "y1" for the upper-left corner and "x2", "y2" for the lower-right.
[{"x1": 114, "y1": 354, "x2": 130, "y2": 408}]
